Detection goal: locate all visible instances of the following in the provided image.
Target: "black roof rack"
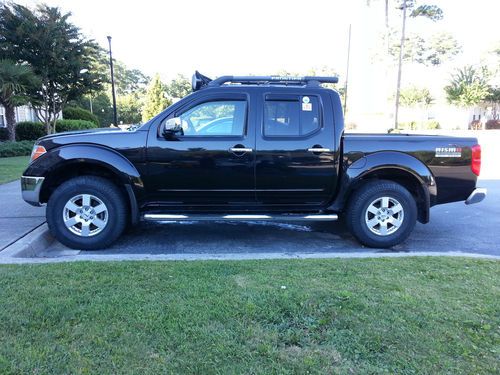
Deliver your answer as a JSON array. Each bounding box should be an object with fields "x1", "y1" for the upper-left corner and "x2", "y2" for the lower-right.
[{"x1": 191, "y1": 71, "x2": 338, "y2": 92}]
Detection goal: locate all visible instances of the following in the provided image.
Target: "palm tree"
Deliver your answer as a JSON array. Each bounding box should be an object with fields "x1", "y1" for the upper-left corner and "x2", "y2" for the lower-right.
[{"x1": 0, "y1": 60, "x2": 37, "y2": 141}]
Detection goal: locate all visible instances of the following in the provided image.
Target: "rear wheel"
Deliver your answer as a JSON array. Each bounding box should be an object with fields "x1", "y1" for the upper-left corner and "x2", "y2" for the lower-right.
[
  {"x1": 47, "y1": 176, "x2": 127, "y2": 250},
  {"x1": 346, "y1": 180, "x2": 417, "y2": 248}
]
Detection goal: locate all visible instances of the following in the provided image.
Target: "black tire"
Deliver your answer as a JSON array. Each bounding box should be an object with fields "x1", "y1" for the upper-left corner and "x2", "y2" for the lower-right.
[
  {"x1": 46, "y1": 176, "x2": 128, "y2": 250},
  {"x1": 345, "y1": 180, "x2": 417, "y2": 248}
]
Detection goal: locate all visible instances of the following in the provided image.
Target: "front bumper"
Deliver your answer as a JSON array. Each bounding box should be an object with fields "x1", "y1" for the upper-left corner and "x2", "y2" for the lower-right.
[
  {"x1": 465, "y1": 188, "x2": 487, "y2": 205},
  {"x1": 21, "y1": 176, "x2": 45, "y2": 206}
]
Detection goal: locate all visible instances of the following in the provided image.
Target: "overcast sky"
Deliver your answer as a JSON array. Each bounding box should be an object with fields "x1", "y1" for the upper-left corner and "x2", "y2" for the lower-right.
[
  {"x1": 20, "y1": 0, "x2": 500, "y2": 80},
  {"x1": 18, "y1": 0, "x2": 500, "y2": 119}
]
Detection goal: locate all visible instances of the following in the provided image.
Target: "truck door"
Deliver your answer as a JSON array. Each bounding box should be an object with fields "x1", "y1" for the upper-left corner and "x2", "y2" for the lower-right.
[
  {"x1": 255, "y1": 91, "x2": 337, "y2": 207},
  {"x1": 146, "y1": 92, "x2": 256, "y2": 206}
]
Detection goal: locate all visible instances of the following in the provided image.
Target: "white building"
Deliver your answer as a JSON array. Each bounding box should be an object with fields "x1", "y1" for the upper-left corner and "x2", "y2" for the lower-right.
[{"x1": 0, "y1": 104, "x2": 38, "y2": 127}]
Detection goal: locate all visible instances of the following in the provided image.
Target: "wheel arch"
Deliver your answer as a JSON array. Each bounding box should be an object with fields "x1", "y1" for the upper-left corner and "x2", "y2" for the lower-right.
[
  {"x1": 331, "y1": 151, "x2": 436, "y2": 223},
  {"x1": 32, "y1": 145, "x2": 142, "y2": 224}
]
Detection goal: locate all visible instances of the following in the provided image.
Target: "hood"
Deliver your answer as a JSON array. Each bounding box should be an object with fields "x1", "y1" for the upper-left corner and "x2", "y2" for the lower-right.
[
  {"x1": 38, "y1": 127, "x2": 123, "y2": 143},
  {"x1": 36, "y1": 127, "x2": 130, "y2": 151}
]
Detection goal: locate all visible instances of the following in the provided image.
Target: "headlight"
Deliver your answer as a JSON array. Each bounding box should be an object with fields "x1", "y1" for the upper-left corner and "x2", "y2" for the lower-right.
[{"x1": 30, "y1": 144, "x2": 47, "y2": 163}]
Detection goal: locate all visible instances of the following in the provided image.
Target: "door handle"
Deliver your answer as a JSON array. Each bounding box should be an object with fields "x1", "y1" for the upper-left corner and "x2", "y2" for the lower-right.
[
  {"x1": 229, "y1": 147, "x2": 253, "y2": 153},
  {"x1": 307, "y1": 147, "x2": 331, "y2": 153}
]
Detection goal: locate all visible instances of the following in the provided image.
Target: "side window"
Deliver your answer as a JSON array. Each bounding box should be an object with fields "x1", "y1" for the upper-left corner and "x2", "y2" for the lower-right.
[
  {"x1": 179, "y1": 100, "x2": 246, "y2": 136},
  {"x1": 264, "y1": 96, "x2": 320, "y2": 137}
]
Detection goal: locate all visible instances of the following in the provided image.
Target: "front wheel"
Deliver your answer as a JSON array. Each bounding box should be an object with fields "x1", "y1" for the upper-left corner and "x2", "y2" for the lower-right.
[
  {"x1": 345, "y1": 180, "x2": 417, "y2": 248},
  {"x1": 47, "y1": 176, "x2": 128, "y2": 250}
]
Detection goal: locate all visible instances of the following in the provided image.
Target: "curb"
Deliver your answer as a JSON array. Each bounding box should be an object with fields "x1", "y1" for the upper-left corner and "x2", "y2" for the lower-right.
[
  {"x1": 0, "y1": 249, "x2": 498, "y2": 264},
  {"x1": 0, "y1": 224, "x2": 54, "y2": 258}
]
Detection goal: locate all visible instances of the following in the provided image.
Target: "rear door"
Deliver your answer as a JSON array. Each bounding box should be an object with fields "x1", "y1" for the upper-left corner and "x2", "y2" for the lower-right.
[{"x1": 255, "y1": 89, "x2": 337, "y2": 207}]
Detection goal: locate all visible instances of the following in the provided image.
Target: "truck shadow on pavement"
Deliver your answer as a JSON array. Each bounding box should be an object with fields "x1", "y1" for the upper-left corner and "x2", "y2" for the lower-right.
[
  {"x1": 77, "y1": 220, "x2": 375, "y2": 255},
  {"x1": 42, "y1": 179, "x2": 499, "y2": 258}
]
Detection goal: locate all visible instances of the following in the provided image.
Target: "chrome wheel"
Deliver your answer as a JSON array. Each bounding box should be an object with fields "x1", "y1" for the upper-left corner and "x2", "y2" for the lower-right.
[
  {"x1": 365, "y1": 196, "x2": 404, "y2": 236},
  {"x1": 62, "y1": 194, "x2": 108, "y2": 237}
]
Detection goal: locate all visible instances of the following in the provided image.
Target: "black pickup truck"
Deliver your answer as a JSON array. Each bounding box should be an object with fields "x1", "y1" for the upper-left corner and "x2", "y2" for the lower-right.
[{"x1": 21, "y1": 72, "x2": 486, "y2": 249}]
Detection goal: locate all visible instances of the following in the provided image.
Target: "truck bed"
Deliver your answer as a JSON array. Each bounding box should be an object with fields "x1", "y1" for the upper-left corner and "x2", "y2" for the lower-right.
[{"x1": 343, "y1": 133, "x2": 479, "y2": 204}]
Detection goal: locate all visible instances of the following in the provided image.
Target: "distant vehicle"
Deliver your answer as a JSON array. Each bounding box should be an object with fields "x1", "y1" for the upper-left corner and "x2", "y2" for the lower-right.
[
  {"x1": 21, "y1": 71, "x2": 486, "y2": 249},
  {"x1": 191, "y1": 117, "x2": 234, "y2": 136}
]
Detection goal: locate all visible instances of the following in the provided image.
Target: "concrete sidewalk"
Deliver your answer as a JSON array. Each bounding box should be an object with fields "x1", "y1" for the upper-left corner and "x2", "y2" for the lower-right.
[{"x1": 0, "y1": 180, "x2": 45, "y2": 250}]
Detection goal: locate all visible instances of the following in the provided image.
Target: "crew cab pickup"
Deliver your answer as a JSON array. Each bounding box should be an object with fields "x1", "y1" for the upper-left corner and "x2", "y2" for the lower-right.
[{"x1": 21, "y1": 72, "x2": 486, "y2": 249}]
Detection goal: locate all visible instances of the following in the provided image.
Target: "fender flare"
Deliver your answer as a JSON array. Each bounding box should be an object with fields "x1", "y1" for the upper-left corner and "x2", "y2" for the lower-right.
[
  {"x1": 27, "y1": 144, "x2": 143, "y2": 223},
  {"x1": 329, "y1": 151, "x2": 437, "y2": 223}
]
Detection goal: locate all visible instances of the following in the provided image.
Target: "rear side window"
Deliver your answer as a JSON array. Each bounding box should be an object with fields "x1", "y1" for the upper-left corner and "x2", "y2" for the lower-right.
[{"x1": 264, "y1": 96, "x2": 320, "y2": 137}]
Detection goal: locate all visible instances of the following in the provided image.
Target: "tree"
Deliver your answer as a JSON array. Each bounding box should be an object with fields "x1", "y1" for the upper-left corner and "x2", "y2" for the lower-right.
[
  {"x1": 389, "y1": 32, "x2": 461, "y2": 66},
  {"x1": 69, "y1": 92, "x2": 113, "y2": 127},
  {"x1": 0, "y1": 3, "x2": 104, "y2": 134},
  {"x1": 398, "y1": 86, "x2": 434, "y2": 127},
  {"x1": 0, "y1": 60, "x2": 38, "y2": 141},
  {"x1": 394, "y1": 0, "x2": 443, "y2": 129},
  {"x1": 68, "y1": 49, "x2": 151, "y2": 126},
  {"x1": 165, "y1": 74, "x2": 191, "y2": 100},
  {"x1": 113, "y1": 61, "x2": 150, "y2": 96},
  {"x1": 485, "y1": 86, "x2": 500, "y2": 120},
  {"x1": 444, "y1": 66, "x2": 490, "y2": 108},
  {"x1": 399, "y1": 86, "x2": 434, "y2": 107},
  {"x1": 117, "y1": 94, "x2": 143, "y2": 124},
  {"x1": 425, "y1": 33, "x2": 461, "y2": 66},
  {"x1": 142, "y1": 74, "x2": 170, "y2": 122}
]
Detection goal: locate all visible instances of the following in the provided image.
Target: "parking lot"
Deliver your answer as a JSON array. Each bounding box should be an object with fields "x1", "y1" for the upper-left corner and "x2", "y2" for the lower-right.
[
  {"x1": 33, "y1": 178, "x2": 497, "y2": 260},
  {"x1": 2, "y1": 131, "x2": 499, "y2": 262}
]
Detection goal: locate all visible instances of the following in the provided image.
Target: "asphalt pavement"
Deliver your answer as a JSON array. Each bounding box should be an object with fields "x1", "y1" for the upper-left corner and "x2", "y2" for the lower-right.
[
  {"x1": 42, "y1": 178, "x2": 499, "y2": 258},
  {"x1": 0, "y1": 180, "x2": 45, "y2": 250}
]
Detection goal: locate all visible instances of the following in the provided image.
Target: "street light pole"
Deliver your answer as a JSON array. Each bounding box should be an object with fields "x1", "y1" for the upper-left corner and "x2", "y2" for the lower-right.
[
  {"x1": 107, "y1": 35, "x2": 118, "y2": 126},
  {"x1": 343, "y1": 24, "x2": 352, "y2": 115}
]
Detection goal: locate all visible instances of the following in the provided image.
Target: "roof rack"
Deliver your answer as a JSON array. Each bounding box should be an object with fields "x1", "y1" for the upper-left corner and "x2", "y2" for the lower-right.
[{"x1": 191, "y1": 71, "x2": 338, "y2": 92}]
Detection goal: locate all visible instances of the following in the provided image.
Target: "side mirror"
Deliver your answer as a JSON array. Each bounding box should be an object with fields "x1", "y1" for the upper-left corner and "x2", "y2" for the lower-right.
[{"x1": 162, "y1": 117, "x2": 183, "y2": 140}]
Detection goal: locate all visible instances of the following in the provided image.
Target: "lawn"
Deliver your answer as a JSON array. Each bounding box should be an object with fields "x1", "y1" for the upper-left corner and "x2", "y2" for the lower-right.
[
  {"x1": 0, "y1": 156, "x2": 29, "y2": 184},
  {"x1": 0, "y1": 257, "x2": 498, "y2": 374}
]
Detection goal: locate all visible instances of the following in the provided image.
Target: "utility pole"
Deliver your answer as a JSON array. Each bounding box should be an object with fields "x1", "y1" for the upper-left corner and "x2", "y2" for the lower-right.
[
  {"x1": 107, "y1": 35, "x2": 118, "y2": 126},
  {"x1": 394, "y1": 0, "x2": 407, "y2": 130},
  {"x1": 343, "y1": 24, "x2": 352, "y2": 115}
]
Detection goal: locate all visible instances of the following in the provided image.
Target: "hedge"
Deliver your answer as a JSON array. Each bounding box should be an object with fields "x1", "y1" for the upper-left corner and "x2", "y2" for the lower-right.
[
  {"x1": 62, "y1": 106, "x2": 99, "y2": 126},
  {"x1": 398, "y1": 120, "x2": 440, "y2": 131},
  {"x1": 485, "y1": 119, "x2": 500, "y2": 130},
  {"x1": 0, "y1": 140, "x2": 35, "y2": 157},
  {"x1": 16, "y1": 120, "x2": 99, "y2": 141},
  {"x1": 55, "y1": 119, "x2": 98, "y2": 132},
  {"x1": 16, "y1": 122, "x2": 46, "y2": 141},
  {"x1": 0, "y1": 127, "x2": 9, "y2": 141}
]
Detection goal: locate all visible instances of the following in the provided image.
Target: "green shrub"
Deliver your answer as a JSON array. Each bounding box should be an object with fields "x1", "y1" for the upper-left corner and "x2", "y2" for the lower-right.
[
  {"x1": 398, "y1": 121, "x2": 418, "y2": 130},
  {"x1": 345, "y1": 122, "x2": 357, "y2": 131},
  {"x1": 423, "y1": 120, "x2": 440, "y2": 130},
  {"x1": 0, "y1": 127, "x2": 9, "y2": 141},
  {"x1": 485, "y1": 119, "x2": 500, "y2": 129},
  {"x1": 398, "y1": 120, "x2": 440, "y2": 131},
  {"x1": 16, "y1": 121, "x2": 46, "y2": 141},
  {"x1": 0, "y1": 140, "x2": 35, "y2": 157},
  {"x1": 63, "y1": 106, "x2": 99, "y2": 125},
  {"x1": 55, "y1": 119, "x2": 98, "y2": 133}
]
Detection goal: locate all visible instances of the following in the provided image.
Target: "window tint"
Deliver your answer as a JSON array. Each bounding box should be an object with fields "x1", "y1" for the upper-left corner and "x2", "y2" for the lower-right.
[
  {"x1": 179, "y1": 101, "x2": 246, "y2": 136},
  {"x1": 264, "y1": 96, "x2": 320, "y2": 137}
]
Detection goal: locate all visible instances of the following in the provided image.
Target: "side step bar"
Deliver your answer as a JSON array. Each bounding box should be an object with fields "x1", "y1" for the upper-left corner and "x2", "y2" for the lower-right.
[{"x1": 143, "y1": 213, "x2": 338, "y2": 222}]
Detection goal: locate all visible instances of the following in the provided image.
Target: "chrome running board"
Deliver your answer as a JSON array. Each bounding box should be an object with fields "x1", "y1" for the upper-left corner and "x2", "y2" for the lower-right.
[{"x1": 143, "y1": 213, "x2": 338, "y2": 222}]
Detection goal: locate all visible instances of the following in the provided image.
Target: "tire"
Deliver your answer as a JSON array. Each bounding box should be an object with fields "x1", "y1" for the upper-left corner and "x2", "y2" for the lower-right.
[
  {"x1": 345, "y1": 180, "x2": 417, "y2": 248},
  {"x1": 46, "y1": 176, "x2": 128, "y2": 250}
]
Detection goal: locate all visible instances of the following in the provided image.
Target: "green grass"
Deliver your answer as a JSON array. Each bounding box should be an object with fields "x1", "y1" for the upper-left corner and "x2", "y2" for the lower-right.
[
  {"x1": 0, "y1": 258, "x2": 498, "y2": 374},
  {"x1": 0, "y1": 156, "x2": 29, "y2": 184}
]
